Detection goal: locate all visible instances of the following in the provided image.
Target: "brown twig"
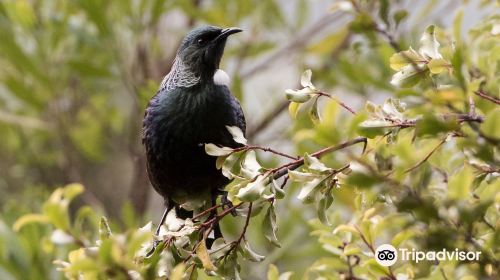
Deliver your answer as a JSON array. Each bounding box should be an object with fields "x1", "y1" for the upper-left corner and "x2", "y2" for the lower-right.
[
  {"x1": 192, "y1": 204, "x2": 224, "y2": 221},
  {"x1": 233, "y1": 145, "x2": 299, "y2": 160},
  {"x1": 318, "y1": 92, "x2": 357, "y2": 115},
  {"x1": 355, "y1": 226, "x2": 375, "y2": 254},
  {"x1": 474, "y1": 90, "x2": 500, "y2": 105},
  {"x1": 371, "y1": 112, "x2": 484, "y2": 130},
  {"x1": 235, "y1": 202, "x2": 253, "y2": 245},
  {"x1": 272, "y1": 137, "x2": 367, "y2": 180},
  {"x1": 404, "y1": 136, "x2": 448, "y2": 173}
]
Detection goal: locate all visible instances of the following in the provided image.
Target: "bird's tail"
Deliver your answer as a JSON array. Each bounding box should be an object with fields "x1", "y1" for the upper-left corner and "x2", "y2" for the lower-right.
[
  {"x1": 174, "y1": 206, "x2": 193, "y2": 220},
  {"x1": 207, "y1": 220, "x2": 222, "y2": 248}
]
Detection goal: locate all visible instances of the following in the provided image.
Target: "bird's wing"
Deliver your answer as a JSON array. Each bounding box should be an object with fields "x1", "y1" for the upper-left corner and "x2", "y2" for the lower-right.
[{"x1": 230, "y1": 95, "x2": 246, "y2": 136}]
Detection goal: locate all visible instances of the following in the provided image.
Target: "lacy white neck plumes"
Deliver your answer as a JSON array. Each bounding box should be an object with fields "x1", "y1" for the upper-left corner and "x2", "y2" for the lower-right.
[{"x1": 160, "y1": 58, "x2": 200, "y2": 91}]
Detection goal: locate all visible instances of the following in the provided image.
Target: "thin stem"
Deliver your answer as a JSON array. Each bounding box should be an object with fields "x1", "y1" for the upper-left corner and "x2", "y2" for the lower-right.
[
  {"x1": 404, "y1": 136, "x2": 448, "y2": 173},
  {"x1": 192, "y1": 204, "x2": 224, "y2": 221},
  {"x1": 272, "y1": 137, "x2": 367, "y2": 180},
  {"x1": 236, "y1": 203, "x2": 253, "y2": 244},
  {"x1": 318, "y1": 92, "x2": 357, "y2": 115},
  {"x1": 234, "y1": 145, "x2": 299, "y2": 160},
  {"x1": 355, "y1": 226, "x2": 375, "y2": 254},
  {"x1": 474, "y1": 90, "x2": 500, "y2": 105},
  {"x1": 440, "y1": 267, "x2": 449, "y2": 280}
]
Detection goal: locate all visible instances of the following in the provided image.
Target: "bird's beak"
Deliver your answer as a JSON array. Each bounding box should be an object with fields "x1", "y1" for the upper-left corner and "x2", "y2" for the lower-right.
[{"x1": 214, "y1": 27, "x2": 242, "y2": 42}]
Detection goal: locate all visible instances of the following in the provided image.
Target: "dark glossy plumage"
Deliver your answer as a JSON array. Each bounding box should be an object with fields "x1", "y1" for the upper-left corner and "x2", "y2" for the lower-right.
[{"x1": 142, "y1": 26, "x2": 245, "y2": 214}]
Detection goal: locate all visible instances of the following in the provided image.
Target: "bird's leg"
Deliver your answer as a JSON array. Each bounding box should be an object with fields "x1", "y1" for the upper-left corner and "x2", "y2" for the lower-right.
[
  {"x1": 206, "y1": 193, "x2": 223, "y2": 248},
  {"x1": 146, "y1": 204, "x2": 171, "y2": 257},
  {"x1": 219, "y1": 190, "x2": 237, "y2": 216}
]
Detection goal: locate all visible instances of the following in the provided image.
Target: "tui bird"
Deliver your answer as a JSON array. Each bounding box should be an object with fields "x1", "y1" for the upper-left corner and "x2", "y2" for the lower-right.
[{"x1": 142, "y1": 26, "x2": 245, "y2": 248}]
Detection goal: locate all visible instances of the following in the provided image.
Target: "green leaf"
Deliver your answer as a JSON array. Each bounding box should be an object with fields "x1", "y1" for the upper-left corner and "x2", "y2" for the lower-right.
[
  {"x1": 343, "y1": 243, "x2": 361, "y2": 255},
  {"x1": 13, "y1": 214, "x2": 49, "y2": 231},
  {"x1": 43, "y1": 203, "x2": 70, "y2": 231},
  {"x1": 428, "y1": 58, "x2": 450, "y2": 74},
  {"x1": 416, "y1": 114, "x2": 459, "y2": 136},
  {"x1": 346, "y1": 172, "x2": 383, "y2": 188},
  {"x1": 236, "y1": 175, "x2": 267, "y2": 202},
  {"x1": 333, "y1": 224, "x2": 358, "y2": 235},
  {"x1": 170, "y1": 263, "x2": 186, "y2": 280},
  {"x1": 240, "y1": 151, "x2": 262, "y2": 179},
  {"x1": 390, "y1": 64, "x2": 428, "y2": 88},
  {"x1": 99, "y1": 217, "x2": 112, "y2": 240},
  {"x1": 419, "y1": 25, "x2": 443, "y2": 59},
  {"x1": 222, "y1": 151, "x2": 246, "y2": 179},
  {"x1": 196, "y1": 239, "x2": 217, "y2": 271},
  {"x1": 67, "y1": 182, "x2": 84, "y2": 198},
  {"x1": 267, "y1": 264, "x2": 279, "y2": 280},
  {"x1": 285, "y1": 88, "x2": 314, "y2": 103},
  {"x1": 288, "y1": 102, "x2": 302, "y2": 118},
  {"x1": 270, "y1": 180, "x2": 285, "y2": 199},
  {"x1": 304, "y1": 153, "x2": 331, "y2": 173},
  {"x1": 393, "y1": 10, "x2": 408, "y2": 27},
  {"x1": 358, "y1": 125, "x2": 388, "y2": 138},
  {"x1": 363, "y1": 258, "x2": 390, "y2": 276},
  {"x1": 391, "y1": 230, "x2": 417, "y2": 247},
  {"x1": 453, "y1": 9, "x2": 463, "y2": 45},
  {"x1": 309, "y1": 96, "x2": 321, "y2": 125},
  {"x1": 297, "y1": 178, "x2": 324, "y2": 203},
  {"x1": 205, "y1": 144, "x2": 234, "y2": 156},
  {"x1": 267, "y1": 264, "x2": 293, "y2": 280},
  {"x1": 378, "y1": 0, "x2": 390, "y2": 26},
  {"x1": 263, "y1": 204, "x2": 281, "y2": 247},
  {"x1": 226, "y1": 126, "x2": 247, "y2": 145},
  {"x1": 288, "y1": 170, "x2": 318, "y2": 182},
  {"x1": 389, "y1": 48, "x2": 425, "y2": 71},
  {"x1": 300, "y1": 69, "x2": 315, "y2": 89},
  {"x1": 240, "y1": 240, "x2": 265, "y2": 262},
  {"x1": 448, "y1": 165, "x2": 474, "y2": 200},
  {"x1": 317, "y1": 191, "x2": 334, "y2": 225},
  {"x1": 480, "y1": 109, "x2": 500, "y2": 138},
  {"x1": 216, "y1": 155, "x2": 228, "y2": 170}
]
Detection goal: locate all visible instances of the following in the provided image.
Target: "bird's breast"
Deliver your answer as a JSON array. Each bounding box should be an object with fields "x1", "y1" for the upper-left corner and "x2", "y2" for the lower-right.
[{"x1": 144, "y1": 85, "x2": 237, "y2": 155}]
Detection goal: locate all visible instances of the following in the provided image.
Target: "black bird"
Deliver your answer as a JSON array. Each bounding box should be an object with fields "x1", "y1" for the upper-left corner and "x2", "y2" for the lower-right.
[{"x1": 142, "y1": 26, "x2": 245, "y2": 247}]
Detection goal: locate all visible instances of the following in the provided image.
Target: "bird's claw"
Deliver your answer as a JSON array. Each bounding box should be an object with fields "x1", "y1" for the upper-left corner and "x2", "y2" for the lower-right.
[
  {"x1": 145, "y1": 240, "x2": 161, "y2": 258},
  {"x1": 220, "y1": 191, "x2": 237, "y2": 216}
]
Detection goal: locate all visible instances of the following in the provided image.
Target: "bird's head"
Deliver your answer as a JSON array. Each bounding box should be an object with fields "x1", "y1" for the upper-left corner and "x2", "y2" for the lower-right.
[{"x1": 176, "y1": 26, "x2": 242, "y2": 78}]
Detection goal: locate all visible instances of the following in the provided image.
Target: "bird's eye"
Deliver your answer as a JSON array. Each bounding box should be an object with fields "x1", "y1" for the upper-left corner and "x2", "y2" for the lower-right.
[{"x1": 197, "y1": 38, "x2": 205, "y2": 45}]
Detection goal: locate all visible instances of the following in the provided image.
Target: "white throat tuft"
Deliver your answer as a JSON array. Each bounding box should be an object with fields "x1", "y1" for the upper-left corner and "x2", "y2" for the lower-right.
[{"x1": 213, "y1": 69, "x2": 230, "y2": 86}]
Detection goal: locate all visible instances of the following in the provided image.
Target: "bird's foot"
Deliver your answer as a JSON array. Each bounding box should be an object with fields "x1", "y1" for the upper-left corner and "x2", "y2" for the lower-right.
[{"x1": 220, "y1": 191, "x2": 237, "y2": 216}]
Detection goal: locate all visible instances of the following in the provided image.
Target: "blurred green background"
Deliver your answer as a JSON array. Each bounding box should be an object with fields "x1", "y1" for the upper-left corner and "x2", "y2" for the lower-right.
[{"x1": 0, "y1": 0, "x2": 497, "y2": 279}]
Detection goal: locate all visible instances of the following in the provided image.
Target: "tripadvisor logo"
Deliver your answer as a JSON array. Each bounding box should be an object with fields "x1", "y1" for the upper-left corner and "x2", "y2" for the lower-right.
[
  {"x1": 375, "y1": 244, "x2": 482, "y2": 267},
  {"x1": 375, "y1": 244, "x2": 398, "y2": 266}
]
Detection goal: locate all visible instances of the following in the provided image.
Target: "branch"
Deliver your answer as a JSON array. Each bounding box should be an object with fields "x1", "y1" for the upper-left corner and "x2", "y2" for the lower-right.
[
  {"x1": 318, "y1": 92, "x2": 357, "y2": 115},
  {"x1": 474, "y1": 90, "x2": 500, "y2": 105},
  {"x1": 272, "y1": 137, "x2": 367, "y2": 180},
  {"x1": 373, "y1": 24, "x2": 402, "y2": 52},
  {"x1": 374, "y1": 112, "x2": 484, "y2": 130},
  {"x1": 404, "y1": 135, "x2": 448, "y2": 173},
  {"x1": 233, "y1": 145, "x2": 299, "y2": 160},
  {"x1": 234, "y1": 202, "x2": 253, "y2": 246}
]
